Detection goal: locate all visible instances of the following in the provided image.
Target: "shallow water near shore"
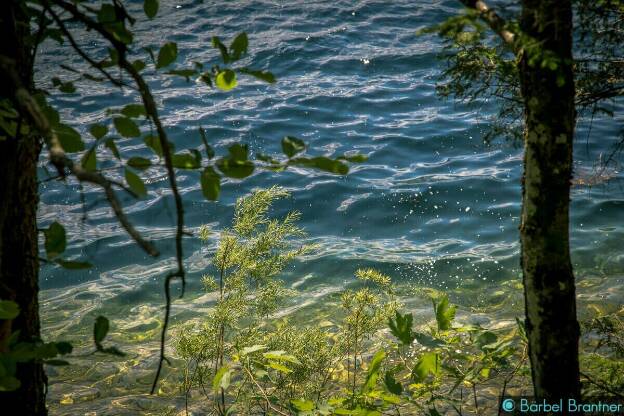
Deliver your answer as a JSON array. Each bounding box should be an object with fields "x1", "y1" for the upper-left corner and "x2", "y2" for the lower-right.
[{"x1": 34, "y1": 0, "x2": 623, "y2": 413}]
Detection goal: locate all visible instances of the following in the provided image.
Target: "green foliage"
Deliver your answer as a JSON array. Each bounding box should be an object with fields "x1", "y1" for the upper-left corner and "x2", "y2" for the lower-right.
[
  {"x1": 127, "y1": 156, "x2": 151, "y2": 170},
  {"x1": 388, "y1": 311, "x2": 415, "y2": 346},
  {"x1": 175, "y1": 189, "x2": 405, "y2": 414},
  {"x1": 0, "y1": 300, "x2": 20, "y2": 320},
  {"x1": 281, "y1": 136, "x2": 306, "y2": 158},
  {"x1": 216, "y1": 143, "x2": 254, "y2": 178},
  {"x1": 93, "y1": 316, "x2": 125, "y2": 356},
  {"x1": 124, "y1": 167, "x2": 147, "y2": 197},
  {"x1": 433, "y1": 294, "x2": 456, "y2": 331},
  {"x1": 200, "y1": 166, "x2": 221, "y2": 201},
  {"x1": 54, "y1": 123, "x2": 85, "y2": 152},
  {"x1": 43, "y1": 221, "x2": 66, "y2": 259},
  {"x1": 0, "y1": 300, "x2": 73, "y2": 391},
  {"x1": 215, "y1": 69, "x2": 238, "y2": 91},
  {"x1": 143, "y1": 0, "x2": 159, "y2": 19},
  {"x1": 176, "y1": 187, "x2": 310, "y2": 413},
  {"x1": 113, "y1": 116, "x2": 140, "y2": 138},
  {"x1": 156, "y1": 42, "x2": 178, "y2": 69},
  {"x1": 424, "y1": 2, "x2": 624, "y2": 144},
  {"x1": 421, "y1": 11, "x2": 522, "y2": 143}
]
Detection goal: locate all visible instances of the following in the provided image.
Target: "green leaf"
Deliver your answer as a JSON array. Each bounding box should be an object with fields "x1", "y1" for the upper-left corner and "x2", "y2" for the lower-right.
[
  {"x1": 97, "y1": 4, "x2": 116, "y2": 24},
  {"x1": 44, "y1": 28, "x2": 64, "y2": 44},
  {"x1": 267, "y1": 361, "x2": 292, "y2": 373},
  {"x1": 156, "y1": 42, "x2": 178, "y2": 69},
  {"x1": 227, "y1": 143, "x2": 247, "y2": 161},
  {"x1": 166, "y1": 69, "x2": 197, "y2": 81},
  {"x1": 413, "y1": 332, "x2": 445, "y2": 348},
  {"x1": 339, "y1": 153, "x2": 368, "y2": 163},
  {"x1": 144, "y1": 0, "x2": 159, "y2": 19},
  {"x1": 256, "y1": 153, "x2": 280, "y2": 164},
  {"x1": 58, "y1": 82, "x2": 76, "y2": 94},
  {"x1": 384, "y1": 371, "x2": 403, "y2": 395},
  {"x1": 434, "y1": 295, "x2": 456, "y2": 331},
  {"x1": 290, "y1": 156, "x2": 349, "y2": 175},
  {"x1": 81, "y1": 148, "x2": 96, "y2": 172},
  {"x1": 144, "y1": 135, "x2": 163, "y2": 157},
  {"x1": 44, "y1": 221, "x2": 66, "y2": 259},
  {"x1": 89, "y1": 124, "x2": 108, "y2": 140},
  {"x1": 199, "y1": 72, "x2": 212, "y2": 87},
  {"x1": 200, "y1": 166, "x2": 220, "y2": 201},
  {"x1": 216, "y1": 158, "x2": 254, "y2": 179},
  {"x1": 35, "y1": 92, "x2": 60, "y2": 125},
  {"x1": 100, "y1": 346, "x2": 125, "y2": 356},
  {"x1": 212, "y1": 366, "x2": 232, "y2": 392},
  {"x1": 54, "y1": 341, "x2": 73, "y2": 355},
  {"x1": 107, "y1": 48, "x2": 119, "y2": 66},
  {"x1": 55, "y1": 259, "x2": 92, "y2": 270},
  {"x1": 113, "y1": 117, "x2": 140, "y2": 138},
  {"x1": 239, "y1": 68, "x2": 276, "y2": 83},
  {"x1": 0, "y1": 376, "x2": 21, "y2": 391},
  {"x1": 388, "y1": 311, "x2": 414, "y2": 346},
  {"x1": 215, "y1": 70, "x2": 238, "y2": 91},
  {"x1": 475, "y1": 331, "x2": 498, "y2": 350},
  {"x1": 125, "y1": 168, "x2": 147, "y2": 197},
  {"x1": 241, "y1": 345, "x2": 267, "y2": 355},
  {"x1": 216, "y1": 143, "x2": 254, "y2": 178},
  {"x1": 412, "y1": 352, "x2": 438, "y2": 382},
  {"x1": 0, "y1": 300, "x2": 20, "y2": 320},
  {"x1": 93, "y1": 316, "x2": 109, "y2": 346},
  {"x1": 229, "y1": 32, "x2": 248, "y2": 61},
  {"x1": 281, "y1": 136, "x2": 305, "y2": 158},
  {"x1": 291, "y1": 399, "x2": 315, "y2": 412},
  {"x1": 54, "y1": 124, "x2": 84, "y2": 152},
  {"x1": 263, "y1": 351, "x2": 301, "y2": 365},
  {"x1": 515, "y1": 317, "x2": 527, "y2": 342},
  {"x1": 105, "y1": 138, "x2": 120, "y2": 159},
  {"x1": 121, "y1": 104, "x2": 146, "y2": 118},
  {"x1": 172, "y1": 152, "x2": 200, "y2": 169},
  {"x1": 132, "y1": 59, "x2": 146, "y2": 72},
  {"x1": 212, "y1": 36, "x2": 230, "y2": 63},
  {"x1": 362, "y1": 350, "x2": 385, "y2": 393},
  {"x1": 109, "y1": 24, "x2": 133, "y2": 45},
  {"x1": 127, "y1": 156, "x2": 152, "y2": 170}
]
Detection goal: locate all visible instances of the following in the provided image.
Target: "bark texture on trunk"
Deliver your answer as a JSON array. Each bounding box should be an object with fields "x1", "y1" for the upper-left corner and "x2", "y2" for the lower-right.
[
  {"x1": 519, "y1": 0, "x2": 580, "y2": 401},
  {"x1": 0, "y1": 1, "x2": 47, "y2": 414}
]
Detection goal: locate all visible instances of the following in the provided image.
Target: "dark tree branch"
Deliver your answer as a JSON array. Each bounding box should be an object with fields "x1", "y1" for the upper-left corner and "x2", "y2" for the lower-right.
[
  {"x1": 459, "y1": 0, "x2": 517, "y2": 49},
  {"x1": 0, "y1": 55, "x2": 159, "y2": 258}
]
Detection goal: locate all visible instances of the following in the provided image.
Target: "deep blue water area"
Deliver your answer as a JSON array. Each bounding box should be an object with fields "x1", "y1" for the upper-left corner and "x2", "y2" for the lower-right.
[{"x1": 36, "y1": 0, "x2": 624, "y2": 308}]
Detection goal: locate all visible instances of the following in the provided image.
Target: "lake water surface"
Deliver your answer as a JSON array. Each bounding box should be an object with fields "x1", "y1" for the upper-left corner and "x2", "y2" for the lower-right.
[{"x1": 35, "y1": 0, "x2": 623, "y2": 413}]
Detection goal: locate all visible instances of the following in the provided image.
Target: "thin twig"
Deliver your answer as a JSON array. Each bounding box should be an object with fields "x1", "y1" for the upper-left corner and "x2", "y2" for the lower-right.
[
  {"x1": 44, "y1": 3, "x2": 129, "y2": 88},
  {"x1": 242, "y1": 364, "x2": 289, "y2": 416},
  {"x1": 580, "y1": 371, "x2": 624, "y2": 400}
]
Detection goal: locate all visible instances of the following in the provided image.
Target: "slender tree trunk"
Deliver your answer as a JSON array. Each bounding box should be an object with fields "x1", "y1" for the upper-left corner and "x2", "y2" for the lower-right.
[
  {"x1": 518, "y1": 0, "x2": 580, "y2": 400},
  {"x1": 0, "y1": 1, "x2": 47, "y2": 414}
]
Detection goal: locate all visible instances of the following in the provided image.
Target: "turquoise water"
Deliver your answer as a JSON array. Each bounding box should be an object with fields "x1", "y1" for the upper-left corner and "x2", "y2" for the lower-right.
[{"x1": 35, "y1": 0, "x2": 623, "y2": 410}]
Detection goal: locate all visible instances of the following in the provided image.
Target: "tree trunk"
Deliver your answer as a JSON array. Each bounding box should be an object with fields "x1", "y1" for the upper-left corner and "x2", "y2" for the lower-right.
[
  {"x1": 0, "y1": 1, "x2": 47, "y2": 414},
  {"x1": 519, "y1": 0, "x2": 580, "y2": 401}
]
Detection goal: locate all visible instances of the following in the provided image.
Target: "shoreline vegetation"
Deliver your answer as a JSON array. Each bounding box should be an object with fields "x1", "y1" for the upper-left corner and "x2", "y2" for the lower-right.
[{"x1": 41, "y1": 188, "x2": 623, "y2": 416}]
